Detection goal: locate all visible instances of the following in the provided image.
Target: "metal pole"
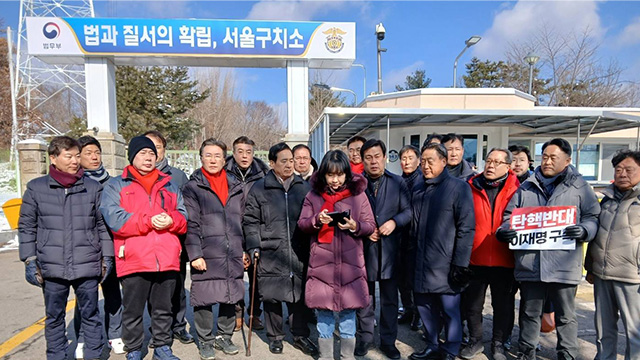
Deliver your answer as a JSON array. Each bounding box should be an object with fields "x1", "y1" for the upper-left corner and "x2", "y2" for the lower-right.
[
  {"x1": 576, "y1": 119, "x2": 581, "y2": 169},
  {"x1": 7, "y1": 27, "x2": 22, "y2": 195},
  {"x1": 377, "y1": 40, "x2": 383, "y2": 94},
  {"x1": 636, "y1": 125, "x2": 640, "y2": 151},
  {"x1": 386, "y1": 115, "x2": 390, "y2": 161},
  {"x1": 528, "y1": 63, "x2": 534, "y2": 95},
  {"x1": 352, "y1": 63, "x2": 366, "y2": 100},
  {"x1": 453, "y1": 46, "x2": 469, "y2": 88}
]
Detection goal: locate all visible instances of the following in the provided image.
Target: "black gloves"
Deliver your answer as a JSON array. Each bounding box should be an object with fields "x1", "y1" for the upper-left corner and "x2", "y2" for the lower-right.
[
  {"x1": 496, "y1": 228, "x2": 517, "y2": 243},
  {"x1": 101, "y1": 257, "x2": 114, "y2": 283},
  {"x1": 564, "y1": 225, "x2": 587, "y2": 241},
  {"x1": 24, "y1": 256, "x2": 43, "y2": 287},
  {"x1": 449, "y1": 265, "x2": 473, "y2": 288}
]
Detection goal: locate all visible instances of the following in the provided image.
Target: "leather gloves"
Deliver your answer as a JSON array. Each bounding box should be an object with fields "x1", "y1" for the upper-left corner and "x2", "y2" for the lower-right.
[
  {"x1": 101, "y1": 257, "x2": 114, "y2": 283},
  {"x1": 564, "y1": 225, "x2": 587, "y2": 241},
  {"x1": 24, "y1": 256, "x2": 43, "y2": 287},
  {"x1": 449, "y1": 265, "x2": 473, "y2": 288},
  {"x1": 496, "y1": 228, "x2": 517, "y2": 243}
]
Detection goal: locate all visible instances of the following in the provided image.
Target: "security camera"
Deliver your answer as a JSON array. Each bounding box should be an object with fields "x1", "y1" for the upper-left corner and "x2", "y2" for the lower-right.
[{"x1": 375, "y1": 23, "x2": 385, "y2": 41}]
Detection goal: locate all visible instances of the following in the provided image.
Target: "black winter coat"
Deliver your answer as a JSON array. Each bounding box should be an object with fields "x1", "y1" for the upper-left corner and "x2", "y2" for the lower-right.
[
  {"x1": 225, "y1": 156, "x2": 270, "y2": 203},
  {"x1": 18, "y1": 175, "x2": 113, "y2": 280},
  {"x1": 411, "y1": 169, "x2": 475, "y2": 294},
  {"x1": 363, "y1": 170, "x2": 412, "y2": 281},
  {"x1": 243, "y1": 171, "x2": 311, "y2": 303},
  {"x1": 183, "y1": 169, "x2": 245, "y2": 307}
]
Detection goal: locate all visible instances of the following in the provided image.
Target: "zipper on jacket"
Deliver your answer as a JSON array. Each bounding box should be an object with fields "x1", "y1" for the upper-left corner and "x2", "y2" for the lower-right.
[
  {"x1": 224, "y1": 207, "x2": 231, "y2": 302},
  {"x1": 284, "y1": 192, "x2": 294, "y2": 283},
  {"x1": 602, "y1": 199, "x2": 621, "y2": 277}
]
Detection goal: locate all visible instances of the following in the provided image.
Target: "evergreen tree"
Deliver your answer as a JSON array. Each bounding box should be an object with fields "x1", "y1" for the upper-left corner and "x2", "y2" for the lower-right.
[
  {"x1": 395, "y1": 69, "x2": 432, "y2": 91},
  {"x1": 116, "y1": 66, "x2": 209, "y2": 148}
]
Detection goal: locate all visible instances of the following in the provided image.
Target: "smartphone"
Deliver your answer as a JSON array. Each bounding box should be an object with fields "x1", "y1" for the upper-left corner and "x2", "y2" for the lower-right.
[{"x1": 327, "y1": 209, "x2": 351, "y2": 227}]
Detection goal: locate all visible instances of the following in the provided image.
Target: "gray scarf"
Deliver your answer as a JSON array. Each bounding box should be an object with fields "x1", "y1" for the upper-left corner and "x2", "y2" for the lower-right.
[
  {"x1": 155, "y1": 157, "x2": 169, "y2": 172},
  {"x1": 84, "y1": 164, "x2": 110, "y2": 184}
]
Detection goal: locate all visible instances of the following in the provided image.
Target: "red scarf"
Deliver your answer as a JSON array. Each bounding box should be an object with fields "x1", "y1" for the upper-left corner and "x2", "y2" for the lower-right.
[
  {"x1": 128, "y1": 165, "x2": 159, "y2": 195},
  {"x1": 318, "y1": 189, "x2": 352, "y2": 244},
  {"x1": 202, "y1": 168, "x2": 228, "y2": 206},
  {"x1": 350, "y1": 161, "x2": 364, "y2": 174},
  {"x1": 49, "y1": 164, "x2": 84, "y2": 188}
]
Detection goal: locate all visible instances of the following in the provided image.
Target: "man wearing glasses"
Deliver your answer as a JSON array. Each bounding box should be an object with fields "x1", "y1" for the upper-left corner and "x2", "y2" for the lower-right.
[{"x1": 459, "y1": 149, "x2": 520, "y2": 360}]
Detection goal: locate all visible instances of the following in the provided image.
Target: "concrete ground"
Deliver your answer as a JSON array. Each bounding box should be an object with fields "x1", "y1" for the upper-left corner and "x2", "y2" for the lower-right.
[{"x1": 0, "y1": 248, "x2": 626, "y2": 360}]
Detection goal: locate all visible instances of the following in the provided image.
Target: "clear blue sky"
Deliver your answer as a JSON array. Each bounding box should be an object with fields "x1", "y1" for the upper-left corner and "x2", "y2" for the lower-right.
[{"x1": 2, "y1": 0, "x2": 640, "y2": 117}]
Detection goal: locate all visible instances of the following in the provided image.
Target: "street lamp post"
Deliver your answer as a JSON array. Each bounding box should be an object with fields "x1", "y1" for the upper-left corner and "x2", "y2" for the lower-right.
[
  {"x1": 375, "y1": 23, "x2": 386, "y2": 94},
  {"x1": 525, "y1": 52, "x2": 540, "y2": 95},
  {"x1": 453, "y1": 35, "x2": 481, "y2": 88},
  {"x1": 313, "y1": 83, "x2": 358, "y2": 105},
  {"x1": 352, "y1": 63, "x2": 367, "y2": 100}
]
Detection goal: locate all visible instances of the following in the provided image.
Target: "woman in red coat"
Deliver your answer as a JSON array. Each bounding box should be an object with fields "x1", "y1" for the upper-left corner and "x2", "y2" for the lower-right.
[{"x1": 298, "y1": 150, "x2": 376, "y2": 360}]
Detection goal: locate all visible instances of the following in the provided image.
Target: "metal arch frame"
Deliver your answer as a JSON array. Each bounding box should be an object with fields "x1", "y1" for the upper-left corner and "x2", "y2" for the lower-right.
[
  {"x1": 10, "y1": 0, "x2": 94, "y2": 155},
  {"x1": 9, "y1": 0, "x2": 94, "y2": 194}
]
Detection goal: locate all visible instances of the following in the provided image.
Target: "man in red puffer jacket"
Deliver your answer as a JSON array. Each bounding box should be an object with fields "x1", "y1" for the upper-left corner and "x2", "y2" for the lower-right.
[
  {"x1": 460, "y1": 148, "x2": 519, "y2": 360},
  {"x1": 100, "y1": 135, "x2": 187, "y2": 360}
]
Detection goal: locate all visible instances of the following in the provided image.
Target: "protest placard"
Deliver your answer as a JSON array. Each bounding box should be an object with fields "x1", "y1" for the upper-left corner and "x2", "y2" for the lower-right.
[{"x1": 509, "y1": 206, "x2": 577, "y2": 250}]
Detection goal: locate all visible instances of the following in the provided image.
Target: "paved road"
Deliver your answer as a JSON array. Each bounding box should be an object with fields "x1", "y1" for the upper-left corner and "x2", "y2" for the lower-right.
[{"x1": 0, "y1": 248, "x2": 625, "y2": 360}]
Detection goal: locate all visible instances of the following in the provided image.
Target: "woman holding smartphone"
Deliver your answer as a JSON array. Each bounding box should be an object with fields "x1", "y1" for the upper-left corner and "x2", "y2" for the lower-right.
[{"x1": 298, "y1": 150, "x2": 376, "y2": 360}]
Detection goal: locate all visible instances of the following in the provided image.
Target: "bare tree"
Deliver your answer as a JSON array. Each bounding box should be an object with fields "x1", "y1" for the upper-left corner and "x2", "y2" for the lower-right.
[
  {"x1": 308, "y1": 71, "x2": 347, "y2": 128},
  {"x1": 244, "y1": 101, "x2": 285, "y2": 150},
  {"x1": 506, "y1": 26, "x2": 639, "y2": 107},
  {"x1": 189, "y1": 68, "x2": 286, "y2": 150},
  {"x1": 189, "y1": 68, "x2": 245, "y2": 147}
]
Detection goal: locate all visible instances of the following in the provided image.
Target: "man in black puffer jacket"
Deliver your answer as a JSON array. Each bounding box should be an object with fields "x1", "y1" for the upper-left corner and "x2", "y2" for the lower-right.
[
  {"x1": 243, "y1": 142, "x2": 317, "y2": 356},
  {"x1": 19, "y1": 136, "x2": 113, "y2": 360},
  {"x1": 409, "y1": 143, "x2": 475, "y2": 360},
  {"x1": 225, "y1": 136, "x2": 270, "y2": 331}
]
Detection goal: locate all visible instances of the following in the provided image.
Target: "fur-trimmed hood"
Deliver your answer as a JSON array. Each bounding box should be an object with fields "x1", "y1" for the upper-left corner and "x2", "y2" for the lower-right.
[{"x1": 309, "y1": 171, "x2": 368, "y2": 196}]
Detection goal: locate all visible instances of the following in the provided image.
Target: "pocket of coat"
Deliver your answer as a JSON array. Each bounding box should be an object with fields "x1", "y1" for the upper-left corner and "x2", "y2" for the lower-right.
[
  {"x1": 36, "y1": 231, "x2": 50, "y2": 249},
  {"x1": 86, "y1": 230, "x2": 102, "y2": 252}
]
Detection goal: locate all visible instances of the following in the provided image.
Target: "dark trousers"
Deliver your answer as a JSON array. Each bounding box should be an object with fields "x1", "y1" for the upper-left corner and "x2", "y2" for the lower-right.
[
  {"x1": 518, "y1": 281, "x2": 578, "y2": 358},
  {"x1": 43, "y1": 277, "x2": 102, "y2": 360},
  {"x1": 194, "y1": 303, "x2": 236, "y2": 342},
  {"x1": 171, "y1": 254, "x2": 189, "y2": 332},
  {"x1": 356, "y1": 278, "x2": 399, "y2": 346},
  {"x1": 415, "y1": 292, "x2": 462, "y2": 356},
  {"x1": 74, "y1": 269, "x2": 123, "y2": 341},
  {"x1": 239, "y1": 263, "x2": 262, "y2": 317},
  {"x1": 461, "y1": 266, "x2": 515, "y2": 344},
  {"x1": 121, "y1": 271, "x2": 178, "y2": 352},
  {"x1": 263, "y1": 300, "x2": 310, "y2": 342}
]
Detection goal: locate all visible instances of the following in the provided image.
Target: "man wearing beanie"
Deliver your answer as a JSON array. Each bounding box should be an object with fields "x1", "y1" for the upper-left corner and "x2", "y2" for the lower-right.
[
  {"x1": 100, "y1": 135, "x2": 188, "y2": 360},
  {"x1": 19, "y1": 136, "x2": 113, "y2": 360},
  {"x1": 144, "y1": 130, "x2": 194, "y2": 346}
]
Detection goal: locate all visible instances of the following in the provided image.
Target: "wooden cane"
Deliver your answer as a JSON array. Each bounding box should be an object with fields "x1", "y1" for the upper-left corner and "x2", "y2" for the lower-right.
[{"x1": 246, "y1": 253, "x2": 259, "y2": 356}]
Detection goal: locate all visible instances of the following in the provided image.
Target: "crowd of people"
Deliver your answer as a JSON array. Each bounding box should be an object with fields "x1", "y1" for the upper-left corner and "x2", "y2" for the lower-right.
[{"x1": 17, "y1": 131, "x2": 640, "y2": 360}]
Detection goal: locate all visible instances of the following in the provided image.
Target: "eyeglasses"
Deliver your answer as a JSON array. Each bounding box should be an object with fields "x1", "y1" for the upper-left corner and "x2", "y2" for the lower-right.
[
  {"x1": 294, "y1": 157, "x2": 310, "y2": 162},
  {"x1": 485, "y1": 160, "x2": 509, "y2": 167}
]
